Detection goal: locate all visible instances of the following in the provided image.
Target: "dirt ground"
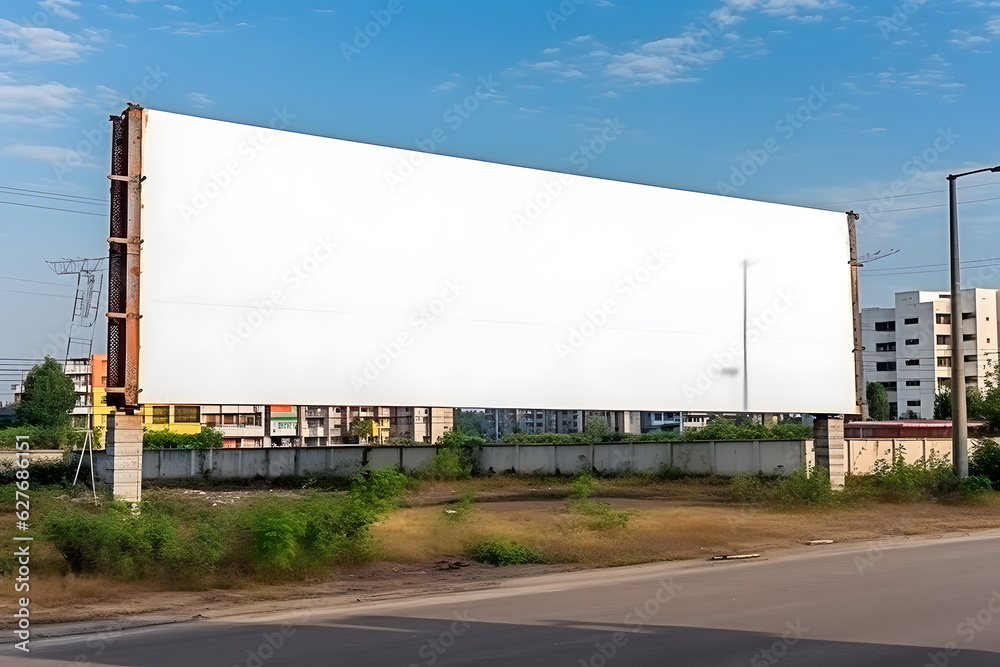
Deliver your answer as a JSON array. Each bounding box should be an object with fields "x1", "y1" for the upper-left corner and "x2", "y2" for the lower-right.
[{"x1": 6, "y1": 478, "x2": 1000, "y2": 635}]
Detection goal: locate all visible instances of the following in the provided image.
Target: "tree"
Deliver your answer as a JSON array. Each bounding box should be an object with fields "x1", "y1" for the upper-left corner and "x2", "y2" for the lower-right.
[
  {"x1": 453, "y1": 409, "x2": 490, "y2": 438},
  {"x1": 14, "y1": 356, "x2": 76, "y2": 428},
  {"x1": 584, "y1": 415, "x2": 610, "y2": 440},
  {"x1": 350, "y1": 417, "x2": 376, "y2": 444},
  {"x1": 866, "y1": 382, "x2": 890, "y2": 421}
]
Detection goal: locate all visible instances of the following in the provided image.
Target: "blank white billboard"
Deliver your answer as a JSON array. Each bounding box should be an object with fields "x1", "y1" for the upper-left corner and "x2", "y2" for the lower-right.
[{"x1": 137, "y1": 108, "x2": 857, "y2": 413}]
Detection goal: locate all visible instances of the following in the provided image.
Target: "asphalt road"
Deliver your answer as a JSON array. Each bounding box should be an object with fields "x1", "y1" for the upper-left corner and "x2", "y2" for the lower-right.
[{"x1": 5, "y1": 532, "x2": 1000, "y2": 666}]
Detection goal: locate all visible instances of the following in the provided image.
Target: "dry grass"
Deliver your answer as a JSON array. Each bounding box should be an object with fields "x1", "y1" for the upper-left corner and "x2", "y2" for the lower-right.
[{"x1": 375, "y1": 488, "x2": 1000, "y2": 568}]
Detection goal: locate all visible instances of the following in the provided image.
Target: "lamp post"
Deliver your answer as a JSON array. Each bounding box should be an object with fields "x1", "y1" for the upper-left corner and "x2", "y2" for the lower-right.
[{"x1": 948, "y1": 165, "x2": 1000, "y2": 478}]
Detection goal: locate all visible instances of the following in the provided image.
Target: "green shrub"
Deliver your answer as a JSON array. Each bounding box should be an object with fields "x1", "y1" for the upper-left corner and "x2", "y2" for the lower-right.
[
  {"x1": 773, "y1": 465, "x2": 831, "y2": 505},
  {"x1": 848, "y1": 448, "x2": 957, "y2": 501},
  {"x1": 0, "y1": 457, "x2": 79, "y2": 487},
  {"x1": 248, "y1": 502, "x2": 307, "y2": 570},
  {"x1": 42, "y1": 502, "x2": 182, "y2": 577},
  {"x1": 730, "y1": 474, "x2": 768, "y2": 504},
  {"x1": 959, "y1": 475, "x2": 994, "y2": 498},
  {"x1": 142, "y1": 426, "x2": 224, "y2": 450},
  {"x1": 467, "y1": 538, "x2": 545, "y2": 566},
  {"x1": 569, "y1": 473, "x2": 595, "y2": 501},
  {"x1": 419, "y1": 448, "x2": 472, "y2": 481},
  {"x1": 970, "y1": 439, "x2": 1000, "y2": 490}
]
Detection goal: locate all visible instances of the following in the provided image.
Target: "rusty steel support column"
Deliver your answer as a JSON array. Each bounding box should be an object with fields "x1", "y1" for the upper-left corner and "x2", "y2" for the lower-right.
[{"x1": 105, "y1": 104, "x2": 143, "y2": 501}]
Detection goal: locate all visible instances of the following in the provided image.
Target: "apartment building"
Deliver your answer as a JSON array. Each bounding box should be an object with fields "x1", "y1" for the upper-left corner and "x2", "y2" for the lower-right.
[
  {"x1": 483, "y1": 409, "x2": 640, "y2": 438},
  {"x1": 862, "y1": 288, "x2": 1000, "y2": 419}
]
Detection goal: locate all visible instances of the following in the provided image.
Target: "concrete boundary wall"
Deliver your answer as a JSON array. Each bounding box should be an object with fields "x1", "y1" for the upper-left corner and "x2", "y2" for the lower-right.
[
  {"x1": 844, "y1": 438, "x2": 986, "y2": 475},
  {"x1": 92, "y1": 440, "x2": 811, "y2": 481}
]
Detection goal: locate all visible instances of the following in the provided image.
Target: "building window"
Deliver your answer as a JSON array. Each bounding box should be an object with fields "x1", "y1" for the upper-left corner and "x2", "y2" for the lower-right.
[
  {"x1": 936, "y1": 314, "x2": 951, "y2": 325},
  {"x1": 904, "y1": 359, "x2": 920, "y2": 366},
  {"x1": 937, "y1": 357, "x2": 952, "y2": 367},
  {"x1": 963, "y1": 312, "x2": 975, "y2": 320},
  {"x1": 964, "y1": 354, "x2": 976, "y2": 362},
  {"x1": 876, "y1": 362, "x2": 896, "y2": 372},
  {"x1": 905, "y1": 380, "x2": 920, "y2": 387},
  {"x1": 875, "y1": 321, "x2": 896, "y2": 331},
  {"x1": 881, "y1": 381, "x2": 897, "y2": 390},
  {"x1": 174, "y1": 406, "x2": 200, "y2": 423},
  {"x1": 936, "y1": 335, "x2": 950, "y2": 345},
  {"x1": 151, "y1": 405, "x2": 170, "y2": 424},
  {"x1": 904, "y1": 317, "x2": 918, "y2": 325},
  {"x1": 907, "y1": 400, "x2": 921, "y2": 407},
  {"x1": 966, "y1": 376, "x2": 977, "y2": 384},
  {"x1": 876, "y1": 342, "x2": 896, "y2": 352},
  {"x1": 964, "y1": 333, "x2": 976, "y2": 341},
  {"x1": 905, "y1": 338, "x2": 919, "y2": 345}
]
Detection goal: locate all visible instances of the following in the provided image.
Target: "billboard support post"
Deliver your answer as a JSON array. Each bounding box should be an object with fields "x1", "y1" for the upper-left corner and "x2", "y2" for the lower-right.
[
  {"x1": 105, "y1": 104, "x2": 144, "y2": 502},
  {"x1": 848, "y1": 211, "x2": 867, "y2": 421}
]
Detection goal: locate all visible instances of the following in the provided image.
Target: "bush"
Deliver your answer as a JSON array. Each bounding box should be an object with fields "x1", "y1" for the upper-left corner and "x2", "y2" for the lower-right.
[
  {"x1": 143, "y1": 426, "x2": 224, "y2": 450},
  {"x1": 418, "y1": 448, "x2": 472, "y2": 481},
  {"x1": 0, "y1": 425, "x2": 96, "y2": 450},
  {"x1": 848, "y1": 448, "x2": 957, "y2": 502},
  {"x1": 959, "y1": 475, "x2": 993, "y2": 498},
  {"x1": 569, "y1": 473, "x2": 595, "y2": 501},
  {"x1": 39, "y1": 468, "x2": 410, "y2": 580},
  {"x1": 773, "y1": 466, "x2": 832, "y2": 505},
  {"x1": 970, "y1": 439, "x2": 1000, "y2": 490},
  {"x1": 0, "y1": 457, "x2": 79, "y2": 487},
  {"x1": 730, "y1": 474, "x2": 768, "y2": 504},
  {"x1": 467, "y1": 538, "x2": 545, "y2": 566}
]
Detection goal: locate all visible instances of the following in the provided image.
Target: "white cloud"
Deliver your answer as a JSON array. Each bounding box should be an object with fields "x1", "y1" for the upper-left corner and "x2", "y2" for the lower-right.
[
  {"x1": 38, "y1": 0, "x2": 81, "y2": 19},
  {"x1": 431, "y1": 73, "x2": 462, "y2": 92},
  {"x1": 0, "y1": 81, "x2": 82, "y2": 125},
  {"x1": 186, "y1": 91, "x2": 212, "y2": 106},
  {"x1": 164, "y1": 4, "x2": 184, "y2": 11},
  {"x1": 0, "y1": 19, "x2": 95, "y2": 62},
  {"x1": 2, "y1": 144, "x2": 74, "y2": 162}
]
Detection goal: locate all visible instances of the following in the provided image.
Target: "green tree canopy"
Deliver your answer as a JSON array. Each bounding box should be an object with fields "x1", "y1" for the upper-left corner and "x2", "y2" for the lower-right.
[
  {"x1": 349, "y1": 417, "x2": 376, "y2": 444},
  {"x1": 866, "y1": 382, "x2": 890, "y2": 421},
  {"x1": 14, "y1": 356, "x2": 76, "y2": 428}
]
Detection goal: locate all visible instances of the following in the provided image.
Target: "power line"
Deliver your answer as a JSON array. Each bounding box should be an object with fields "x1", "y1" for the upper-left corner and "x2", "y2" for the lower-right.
[
  {"x1": 0, "y1": 288, "x2": 74, "y2": 298},
  {"x1": 0, "y1": 275, "x2": 74, "y2": 287},
  {"x1": 0, "y1": 185, "x2": 107, "y2": 203},
  {"x1": 862, "y1": 257, "x2": 1000, "y2": 274},
  {"x1": 817, "y1": 181, "x2": 998, "y2": 206},
  {"x1": 867, "y1": 195, "x2": 1000, "y2": 215},
  {"x1": 0, "y1": 189, "x2": 106, "y2": 207},
  {"x1": 0, "y1": 199, "x2": 104, "y2": 217}
]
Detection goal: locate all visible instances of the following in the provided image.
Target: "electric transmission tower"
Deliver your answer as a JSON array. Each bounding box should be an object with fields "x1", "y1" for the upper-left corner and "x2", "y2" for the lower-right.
[{"x1": 46, "y1": 257, "x2": 107, "y2": 363}]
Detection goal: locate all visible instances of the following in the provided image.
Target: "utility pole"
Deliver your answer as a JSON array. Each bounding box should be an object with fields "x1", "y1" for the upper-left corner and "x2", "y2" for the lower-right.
[{"x1": 948, "y1": 165, "x2": 1000, "y2": 478}]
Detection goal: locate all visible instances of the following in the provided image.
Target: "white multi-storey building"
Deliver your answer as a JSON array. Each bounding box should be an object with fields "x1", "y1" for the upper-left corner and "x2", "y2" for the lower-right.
[{"x1": 862, "y1": 288, "x2": 1000, "y2": 419}]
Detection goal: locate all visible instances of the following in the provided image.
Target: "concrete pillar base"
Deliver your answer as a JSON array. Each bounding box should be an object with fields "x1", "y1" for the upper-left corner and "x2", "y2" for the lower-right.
[
  {"x1": 813, "y1": 416, "x2": 846, "y2": 489},
  {"x1": 106, "y1": 412, "x2": 143, "y2": 502}
]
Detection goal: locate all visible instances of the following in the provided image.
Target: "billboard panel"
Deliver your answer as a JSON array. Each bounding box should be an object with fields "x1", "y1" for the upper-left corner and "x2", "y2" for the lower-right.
[{"x1": 135, "y1": 108, "x2": 857, "y2": 413}]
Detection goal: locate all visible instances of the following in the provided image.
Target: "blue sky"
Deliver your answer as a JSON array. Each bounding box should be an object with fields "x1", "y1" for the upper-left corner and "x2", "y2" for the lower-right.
[{"x1": 1, "y1": 0, "x2": 999, "y2": 400}]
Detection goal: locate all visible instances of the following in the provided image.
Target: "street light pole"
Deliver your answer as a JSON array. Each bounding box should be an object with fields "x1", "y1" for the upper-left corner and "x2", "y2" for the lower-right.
[{"x1": 948, "y1": 165, "x2": 1000, "y2": 478}]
